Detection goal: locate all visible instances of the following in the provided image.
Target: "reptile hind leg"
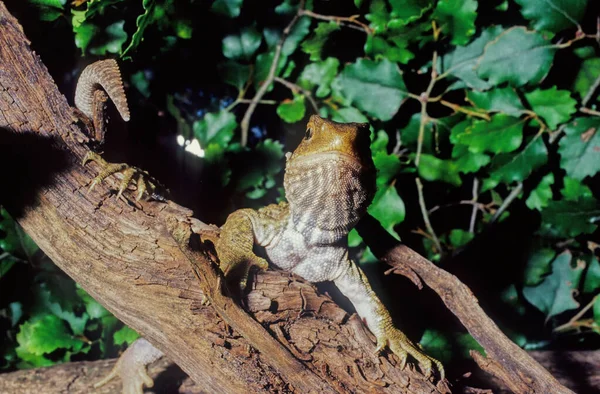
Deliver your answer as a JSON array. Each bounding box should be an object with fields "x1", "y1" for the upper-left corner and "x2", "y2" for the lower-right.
[{"x1": 82, "y1": 151, "x2": 157, "y2": 201}]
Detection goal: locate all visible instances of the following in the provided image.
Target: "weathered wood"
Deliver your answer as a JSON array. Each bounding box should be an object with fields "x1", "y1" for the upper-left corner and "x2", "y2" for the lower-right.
[
  {"x1": 1, "y1": 350, "x2": 594, "y2": 393},
  {"x1": 0, "y1": 3, "x2": 445, "y2": 393},
  {"x1": 357, "y1": 215, "x2": 575, "y2": 394}
]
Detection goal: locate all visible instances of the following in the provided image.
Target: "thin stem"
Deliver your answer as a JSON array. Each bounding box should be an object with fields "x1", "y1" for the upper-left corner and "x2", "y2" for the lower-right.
[
  {"x1": 469, "y1": 178, "x2": 479, "y2": 233},
  {"x1": 554, "y1": 294, "x2": 599, "y2": 333},
  {"x1": 416, "y1": 178, "x2": 443, "y2": 254},
  {"x1": 299, "y1": 9, "x2": 372, "y2": 34},
  {"x1": 580, "y1": 107, "x2": 600, "y2": 117},
  {"x1": 239, "y1": 2, "x2": 304, "y2": 146},
  {"x1": 490, "y1": 182, "x2": 523, "y2": 223},
  {"x1": 439, "y1": 99, "x2": 491, "y2": 120},
  {"x1": 413, "y1": 51, "x2": 442, "y2": 254},
  {"x1": 428, "y1": 199, "x2": 487, "y2": 215},
  {"x1": 274, "y1": 77, "x2": 319, "y2": 114}
]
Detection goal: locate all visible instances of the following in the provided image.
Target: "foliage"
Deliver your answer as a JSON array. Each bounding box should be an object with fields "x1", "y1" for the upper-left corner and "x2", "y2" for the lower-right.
[{"x1": 9, "y1": 0, "x2": 600, "y2": 370}]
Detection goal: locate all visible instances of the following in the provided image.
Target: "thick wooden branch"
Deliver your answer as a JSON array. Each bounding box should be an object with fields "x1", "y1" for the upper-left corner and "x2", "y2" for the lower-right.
[
  {"x1": 357, "y1": 215, "x2": 575, "y2": 394},
  {"x1": 0, "y1": 3, "x2": 444, "y2": 393}
]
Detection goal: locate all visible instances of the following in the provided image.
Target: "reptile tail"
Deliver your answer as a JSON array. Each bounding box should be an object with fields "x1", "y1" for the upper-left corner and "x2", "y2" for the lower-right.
[{"x1": 74, "y1": 59, "x2": 130, "y2": 122}]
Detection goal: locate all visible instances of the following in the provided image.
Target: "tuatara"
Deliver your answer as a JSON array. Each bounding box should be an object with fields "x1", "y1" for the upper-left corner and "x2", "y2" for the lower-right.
[{"x1": 78, "y1": 60, "x2": 444, "y2": 392}]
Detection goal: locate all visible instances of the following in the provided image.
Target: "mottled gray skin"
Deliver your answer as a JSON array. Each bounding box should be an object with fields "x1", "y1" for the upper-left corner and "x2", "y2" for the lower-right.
[{"x1": 216, "y1": 115, "x2": 444, "y2": 380}]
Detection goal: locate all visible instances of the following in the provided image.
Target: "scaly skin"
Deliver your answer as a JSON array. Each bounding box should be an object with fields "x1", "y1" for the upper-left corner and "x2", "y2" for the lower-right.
[{"x1": 216, "y1": 115, "x2": 444, "y2": 380}]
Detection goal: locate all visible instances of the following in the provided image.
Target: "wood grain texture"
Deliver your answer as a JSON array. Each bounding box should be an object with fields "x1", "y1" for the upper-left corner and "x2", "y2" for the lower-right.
[{"x1": 0, "y1": 3, "x2": 446, "y2": 393}]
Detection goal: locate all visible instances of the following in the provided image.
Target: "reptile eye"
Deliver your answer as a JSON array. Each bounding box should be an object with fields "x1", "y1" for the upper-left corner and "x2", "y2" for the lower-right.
[{"x1": 304, "y1": 128, "x2": 313, "y2": 140}]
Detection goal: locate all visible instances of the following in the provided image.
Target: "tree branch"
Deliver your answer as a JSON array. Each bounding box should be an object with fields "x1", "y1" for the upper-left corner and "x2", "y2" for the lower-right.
[{"x1": 356, "y1": 214, "x2": 575, "y2": 394}]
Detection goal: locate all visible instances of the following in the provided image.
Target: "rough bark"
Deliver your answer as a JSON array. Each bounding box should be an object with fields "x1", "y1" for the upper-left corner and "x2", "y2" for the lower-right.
[
  {"x1": 1, "y1": 350, "x2": 595, "y2": 393},
  {"x1": 0, "y1": 3, "x2": 443, "y2": 393},
  {"x1": 0, "y1": 2, "x2": 575, "y2": 394},
  {"x1": 357, "y1": 215, "x2": 576, "y2": 394}
]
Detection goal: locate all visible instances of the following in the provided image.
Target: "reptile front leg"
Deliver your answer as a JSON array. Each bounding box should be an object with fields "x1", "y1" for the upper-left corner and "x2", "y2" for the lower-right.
[
  {"x1": 333, "y1": 256, "x2": 445, "y2": 380},
  {"x1": 83, "y1": 152, "x2": 157, "y2": 201}
]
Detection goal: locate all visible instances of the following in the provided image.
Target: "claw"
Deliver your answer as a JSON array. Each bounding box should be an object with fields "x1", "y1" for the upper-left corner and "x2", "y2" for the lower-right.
[{"x1": 380, "y1": 327, "x2": 445, "y2": 380}]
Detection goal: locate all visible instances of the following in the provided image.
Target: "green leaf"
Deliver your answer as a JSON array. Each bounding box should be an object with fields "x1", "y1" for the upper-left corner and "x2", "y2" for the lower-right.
[
  {"x1": 276, "y1": 94, "x2": 306, "y2": 123},
  {"x1": 88, "y1": 20, "x2": 128, "y2": 55},
  {"x1": 218, "y1": 61, "x2": 251, "y2": 92},
  {"x1": 454, "y1": 147, "x2": 491, "y2": 174},
  {"x1": 0, "y1": 208, "x2": 20, "y2": 254},
  {"x1": 418, "y1": 154, "x2": 462, "y2": 186},
  {"x1": 254, "y1": 51, "x2": 287, "y2": 90},
  {"x1": 368, "y1": 185, "x2": 405, "y2": 239},
  {"x1": 477, "y1": 27, "x2": 556, "y2": 87},
  {"x1": 16, "y1": 314, "x2": 84, "y2": 357},
  {"x1": 514, "y1": 0, "x2": 586, "y2": 33},
  {"x1": 523, "y1": 251, "x2": 583, "y2": 319},
  {"x1": 449, "y1": 229, "x2": 474, "y2": 248},
  {"x1": 222, "y1": 26, "x2": 262, "y2": 61},
  {"x1": 72, "y1": 10, "x2": 98, "y2": 54},
  {"x1": 283, "y1": 17, "x2": 311, "y2": 56},
  {"x1": 121, "y1": 0, "x2": 159, "y2": 58},
  {"x1": 454, "y1": 115, "x2": 524, "y2": 154},
  {"x1": 211, "y1": 0, "x2": 243, "y2": 18},
  {"x1": 419, "y1": 329, "x2": 452, "y2": 364},
  {"x1": 526, "y1": 173, "x2": 554, "y2": 211},
  {"x1": 594, "y1": 296, "x2": 600, "y2": 327},
  {"x1": 301, "y1": 21, "x2": 340, "y2": 61},
  {"x1": 193, "y1": 110, "x2": 237, "y2": 147},
  {"x1": 388, "y1": 0, "x2": 433, "y2": 25},
  {"x1": 524, "y1": 87, "x2": 577, "y2": 130},
  {"x1": 113, "y1": 325, "x2": 140, "y2": 346},
  {"x1": 523, "y1": 247, "x2": 556, "y2": 286},
  {"x1": 441, "y1": 26, "x2": 504, "y2": 90},
  {"x1": 327, "y1": 107, "x2": 369, "y2": 124},
  {"x1": 131, "y1": 71, "x2": 150, "y2": 98},
  {"x1": 76, "y1": 287, "x2": 110, "y2": 320},
  {"x1": 467, "y1": 87, "x2": 525, "y2": 117},
  {"x1": 433, "y1": 0, "x2": 477, "y2": 45},
  {"x1": 539, "y1": 198, "x2": 600, "y2": 238},
  {"x1": 276, "y1": 0, "x2": 300, "y2": 15},
  {"x1": 373, "y1": 151, "x2": 401, "y2": 188},
  {"x1": 558, "y1": 118, "x2": 600, "y2": 180},
  {"x1": 29, "y1": 0, "x2": 65, "y2": 21},
  {"x1": 400, "y1": 114, "x2": 434, "y2": 154},
  {"x1": 561, "y1": 177, "x2": 593, "y2": 201},
  {"x1": 573, "y1": 58, "x2": 600, "y2": 100},
  {"x1": 333, "y1": 59, "x2": 407, "y2": 121},
  {"x1": 298, "y1": 58, "x2": 340, "y2": 98},
  {"x1": 488, "y1": 136, "x2": 547, "y2": 185},
  {"x1": 583, "y1": 255, "x2": 600, "y2": 294},
  {"x1": 363, "y1": 22, "x2": 431, "y2": 65}
]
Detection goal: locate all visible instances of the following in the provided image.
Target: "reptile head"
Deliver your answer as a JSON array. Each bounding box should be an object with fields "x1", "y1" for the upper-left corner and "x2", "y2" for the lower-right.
[
  {"x1": 286, "y1": 115, "x2": 373, "y2": 168},
  {"x1": 284, "y1": 116, "x2": 376, "y2": 241}
]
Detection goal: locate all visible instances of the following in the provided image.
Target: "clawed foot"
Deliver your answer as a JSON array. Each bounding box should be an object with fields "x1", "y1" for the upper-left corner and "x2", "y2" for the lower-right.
[
  {"x1": 94, "y1": 338, "x2": 164, "y2": 394},
  {"x1": 376, "y1": 327, "x2": 445, "y2": 380},
  {"x1": 221, "y1": 253, "x2": 269, "y2": 292},
  {"x1": 82, "y1": 152, "x2": 159, "y2": 201}
]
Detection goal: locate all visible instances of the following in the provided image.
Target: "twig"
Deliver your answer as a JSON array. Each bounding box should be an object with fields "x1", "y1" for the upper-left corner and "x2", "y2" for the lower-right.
[
  {"x1": 299, "y1": 9, "x2": 372, "y2": 34},
  {"x1": 226, "y1": 99, "x2": 278, "y2": 111},
  {"x1": 274, "y1": 77, "x2": 319, "y2": 114},
  {"x1": 469, "y1": 178, "x2": 479, "y2": 233},
  {"x1": 239, "y1": 2, "x2": 304, "y2": 146},
  {"x1": 416, "y1": 178, "x2": 443, "y2": 254},
  {"x1": 439, "y1": 100, "x2": 490, "y2": 121},
  {"x1": 554, "y1": 294, "x2": 600, "y2": 333},
  {"x1": 414, "y1": 51, "x2": 442, "y2": 255},
  {"x1": 582, "y1": 74, "x2": 600, "y2": 106},
  {"x1": 580, "y1": 107, "x2": 600, "y2": 117},
  {"x1": 428, "y1": 199, "x2": 488, "y2": 215},
  {"x1": 490, "y1": 182, "x2": 523, "y2": 223}
]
